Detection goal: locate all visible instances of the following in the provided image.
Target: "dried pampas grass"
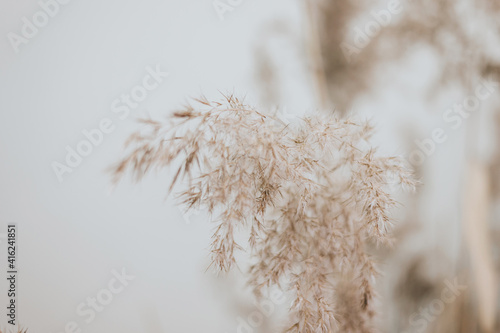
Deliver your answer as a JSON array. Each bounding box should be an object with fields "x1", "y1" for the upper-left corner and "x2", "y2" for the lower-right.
[{"x1": 112, "y1": 94, "x2": 416, "y2": 332}]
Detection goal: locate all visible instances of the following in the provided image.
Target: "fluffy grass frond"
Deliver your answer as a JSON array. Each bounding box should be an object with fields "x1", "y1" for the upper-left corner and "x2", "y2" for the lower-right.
[{"x1": 112, "y1": 94, "x2": 416, "y2": 332}]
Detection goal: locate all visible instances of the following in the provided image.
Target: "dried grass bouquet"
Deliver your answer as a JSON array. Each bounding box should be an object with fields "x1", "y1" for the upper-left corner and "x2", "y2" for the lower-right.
[{"x1": 112, "y1": 94, "x2": 416, "y2": 332}]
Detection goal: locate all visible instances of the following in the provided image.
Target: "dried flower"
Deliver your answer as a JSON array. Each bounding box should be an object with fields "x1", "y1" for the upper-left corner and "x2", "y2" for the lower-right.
[{"x1": 112, "y1": 94, "x2": 416, "y2": 332}]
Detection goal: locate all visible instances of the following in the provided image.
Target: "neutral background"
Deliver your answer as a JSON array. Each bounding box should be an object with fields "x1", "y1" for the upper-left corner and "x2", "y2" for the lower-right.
[{"x1": 0, "y1": 0, "x2": 492, "y2": 332}]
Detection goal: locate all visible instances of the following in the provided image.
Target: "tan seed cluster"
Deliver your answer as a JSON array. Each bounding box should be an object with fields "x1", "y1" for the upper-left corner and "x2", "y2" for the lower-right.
[{"x1": 112, "y1": 94, "x2": 416, "y2": 332}]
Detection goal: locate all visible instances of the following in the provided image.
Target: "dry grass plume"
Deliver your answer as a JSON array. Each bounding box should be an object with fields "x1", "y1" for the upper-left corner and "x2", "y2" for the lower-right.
[{"x1": 112, "y1": 94, "x2": 416, "y2": 332}]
